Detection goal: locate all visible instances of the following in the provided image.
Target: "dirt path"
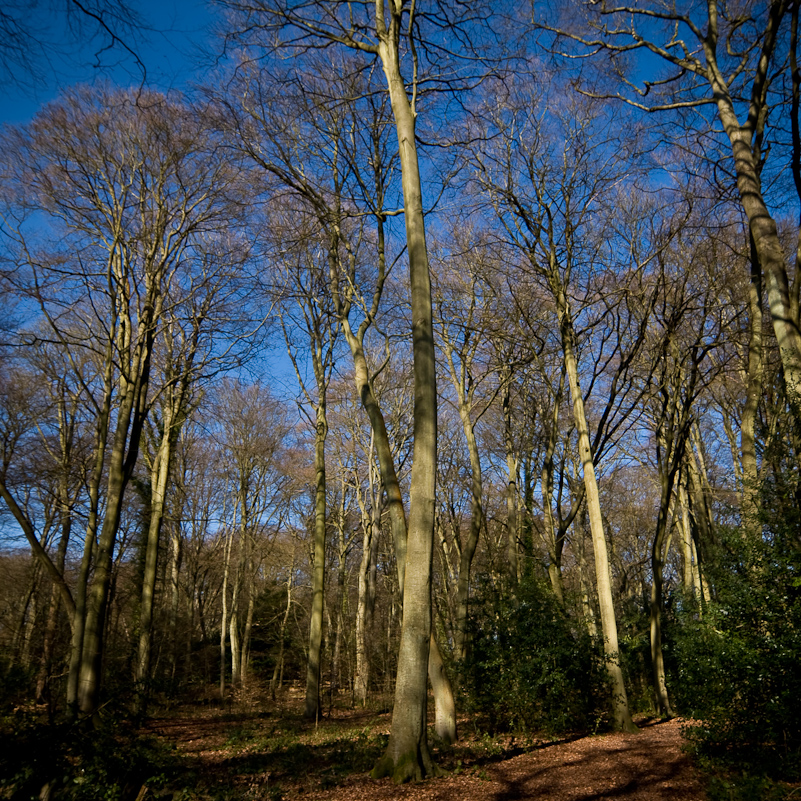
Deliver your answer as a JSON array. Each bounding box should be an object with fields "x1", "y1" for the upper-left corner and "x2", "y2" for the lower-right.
[
  {"x1": 317, "y1": 718, "x2": 705, "y2": 801},
  {"x1": 150, "y1": 709, "x2": 705, "y2": 800}
]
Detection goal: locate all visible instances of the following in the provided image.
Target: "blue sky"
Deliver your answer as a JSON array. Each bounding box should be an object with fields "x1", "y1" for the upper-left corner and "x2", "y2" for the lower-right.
[
  {"x1": 0, "y1": 0, "x2": 216, "y2": 126},
  {"x1": 0, "y1": 1, "x2": 308, "y2": 394}
]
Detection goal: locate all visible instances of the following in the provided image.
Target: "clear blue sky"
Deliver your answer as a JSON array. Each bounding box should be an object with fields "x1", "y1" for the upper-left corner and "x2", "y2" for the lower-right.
[
  {"x1": 0, "y1": 0, "x2": 216, "y2": 126},
  {"x1": 0, "y1": 0, "x2": 360, "y2": 404}
]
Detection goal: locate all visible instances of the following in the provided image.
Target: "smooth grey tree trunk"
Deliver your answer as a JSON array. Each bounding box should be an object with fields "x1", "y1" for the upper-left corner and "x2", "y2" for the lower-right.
[
  {"x1": 135, "y1": 404, "x2": 175, "y2": 717},
  {"x1": 556, "y1": 286, "x2": 637, "y2": 733},
  {"x1": 304, "y1": 403, "x2": 328, "y2": 719},
  {"x1": 78, "y1": 340, "x2": 153, "y2": 716},
  {"x1": 371, "y1": 2, "x2": 443, "y2": 781},
  {"x1": 741, "y1": 237, "x2": 763, "y2": 526}
]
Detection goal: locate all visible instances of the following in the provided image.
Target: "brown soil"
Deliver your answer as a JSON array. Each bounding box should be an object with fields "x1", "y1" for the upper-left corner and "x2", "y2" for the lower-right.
[
  {"x1": 334, "y1": 719, "x2": 707, "y2": 801},
  {"x1": 147, "y1": 691, "x2": 706, "y2": 800}
]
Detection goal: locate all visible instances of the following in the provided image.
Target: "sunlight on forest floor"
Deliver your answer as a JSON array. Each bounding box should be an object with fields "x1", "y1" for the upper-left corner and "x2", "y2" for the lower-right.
[{"x1": 140, "y1": 681, "x2": 710, "y2": 800}]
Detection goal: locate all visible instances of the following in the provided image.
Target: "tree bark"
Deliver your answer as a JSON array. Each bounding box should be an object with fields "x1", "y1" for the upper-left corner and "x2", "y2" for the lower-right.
[
  {"x1": 135, "y1": 404, "x2": 175, "y2": 717},
  {"x1": 741, "y1": 234, "x2": 764, "y2": 526},
  {"x1": 502, "y1": 374, "x2": 520, "y2": 586},
  {"x1": 702, "y1": 5, "x2": 801, "y2": 426},
  {"x1": 443, "y1": 340, "x2": 485, "y2": 662},
  {"x1": 338, "y1": 232, "x2": 456, "y2": 744},
  {"x1": 557, "y1": 287, "x2": 636, "y2": 733},
  {"x1": 304, "y1": 402, "x2": 328, "y2": 719},
  {"x1": 78, "y1": 343, "x2": 152, "y2": 716},
  {"x1": 371, "y1": 2, "x2": 443, "y2": 779},
  {"x1": 650, "y1": 479, "x2": 677, "y2": 718},
  {"x1": 271, "y1": 558, "x2": 294, "y2": 699},
  {"x1": 354, "y1": 447, "x2": 380, "y2": 705}
]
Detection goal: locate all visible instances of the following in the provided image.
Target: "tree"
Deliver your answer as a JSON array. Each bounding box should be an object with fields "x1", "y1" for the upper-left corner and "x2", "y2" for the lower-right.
[
  {"x1": 217, "y1": 0, "x2": 481, "y2": 775},
  {"x1": 270, "y1": 225, "x2": 339, "y2": 721},
  {"x1": 0, "y1": 0, "x2": 144, "y2": 90},
  {"x1": 433, "y1": 239, "x2": 505, "y2": 659},
  {"x1": 134, "y1": 197, "x2": 255, "y2": 717},
  {"x1": 470, "y1": 84, "x2": 672, "y2": 730},
  {"x1": 213, "y1": 379, "x2": 292, "y2": 696},
  {"x1": 541, "y1": 0, "x2": 801, "y2": 428},
  {"x1": 0, "y1": 86, "x2": 249, "y2": 717},
  {"x1": 639, "y1": 236, "x2": 728, "y2": 717}
]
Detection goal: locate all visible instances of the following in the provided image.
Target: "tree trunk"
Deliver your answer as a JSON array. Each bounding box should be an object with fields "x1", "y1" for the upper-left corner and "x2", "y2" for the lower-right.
[
  {"x1": 36, "y1": 476, "x2": 72, "y2": 703},
  {"x1": 706, "y1": 44, "x2": 801, "y2": 424},
  {"x1": 371, "y1": 8, "x2": 443, "y2": 779},
  {"x1": 678, "y1": 480, "x2": 700, "y2": 604},
  {"x1": 271, "y1": 556, "x2": 294, "y2": 699},
  {"x1": 168, "y1": 525, "x2": 181, "y2": 685},
  {"x1": 354, "y1": 451, "x2": 380, "y2": 705},
  {"x1": 741, "y1": 234, "x2": 763, "y2": 526},
  {"x1": 220, "y1": 525, "x2": 233, "y2": 700},
  {"x1": 331, "y1": 531, "x2": 347, "y2": 697},
  {"x1": 240, "y1": 579, "x2": 255, "y2": 688},
  {"x1": 452, "y1": 397, "x2": 483, "y2": 662},
  {"x1": 78, "y1": 367, "x2": 150, "y2": 716},
  {"x1": 650, "y1": 475, "x2": 677, "y2": 718},
  {"x1": 340, "y1": 264, "x2": 456, "y2": 742},
  {"x1": 304, "y1": 403, "x2": 328, "y2": 719},
  {"x1": 135, "y1": 405, "x2": 175, "y2": 718},
  {"x1": 502, "y1": 376, "x2": 520, "y2": 586},
  {"x1": 67, "y1": 343, "x2": 114, "y2": 714},
  {"x1": 577, "y1": 520, "x2": 598, "y2": 638},
  {"x1": 557, "y1": 287, "x2": 636, "y2": 733}
]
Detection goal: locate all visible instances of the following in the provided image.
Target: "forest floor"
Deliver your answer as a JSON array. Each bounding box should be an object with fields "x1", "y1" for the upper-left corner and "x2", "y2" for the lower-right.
[{"x1": 145, "y1": 685, "x2": 707, "y2": 800}]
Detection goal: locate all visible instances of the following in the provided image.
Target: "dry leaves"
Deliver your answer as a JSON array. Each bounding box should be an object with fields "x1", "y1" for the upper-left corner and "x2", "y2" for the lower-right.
[
  {"x1": 314, "y1": 718, "x2": 705, "y2": 801},
  {"x1": 151, "y1": 704, "x2": 705, "y2": 800}
]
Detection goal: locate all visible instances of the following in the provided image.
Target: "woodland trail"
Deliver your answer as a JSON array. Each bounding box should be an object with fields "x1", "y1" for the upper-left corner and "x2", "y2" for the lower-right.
[
  {"x1": 317, "y1": 718, "x2": 705, "y2": 801},
  {"x1": 150, "y1": 701, "x2": 706, "y2": 800}
]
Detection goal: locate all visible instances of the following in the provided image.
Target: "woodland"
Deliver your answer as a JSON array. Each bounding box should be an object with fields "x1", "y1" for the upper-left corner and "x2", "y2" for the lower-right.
[{"x1": 0, "y1": 1, "x2": 800, "y2": 799}]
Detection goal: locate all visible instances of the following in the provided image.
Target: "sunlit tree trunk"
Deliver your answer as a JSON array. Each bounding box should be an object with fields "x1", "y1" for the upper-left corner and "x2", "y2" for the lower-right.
[
  {"x1": 371, "y1": 2, "x2": 443, "y2": 779},
  {"x1": 337, "y1": 246, "x2": 455, "y2": 744},
  {"x1": 354, "y1": 437, "x2": 381, "y2": 705},
  {"x1": 135, "y1": 402, "x2": 176, "y2": 717},
  {"x1": 36, "y1": 400, "x2": 76, "y2": 703},
  {"x1": 742, "y1": 236, "x2": 764, "y2": 526},
  {"x1": 78, "y1": 326, "x2": 154, "y2": 716},
  {"x1": 168, "y1": 524, "x2": 181, "y2": 684},
  {"x1": 556, "y1": 285, "x2": 636, "y2": 733}
]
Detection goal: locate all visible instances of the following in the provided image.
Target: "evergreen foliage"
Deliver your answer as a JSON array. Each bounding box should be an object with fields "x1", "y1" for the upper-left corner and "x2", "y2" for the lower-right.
[
  {"x1": 458, "y1": 579, "x2": 608, "y2": 735},
  {"x1": 670, "y1": 484, "x2": 801, "y2": 781}
]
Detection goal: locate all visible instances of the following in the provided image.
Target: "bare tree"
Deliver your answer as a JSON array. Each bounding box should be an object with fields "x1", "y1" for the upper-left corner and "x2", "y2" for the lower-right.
[
  {"x1": 0, "y1": 0, "x2": 145, "y2": 90},
  {"x1": 470, "y1": 83, "x2": 675, "y2": 731},
  {"x1": 0, "y1": 86, "x2": 249, "y2": 716},
  {"x1": 541, "y1": 0, "x2": 801, "y2": 428},
  {"x1": 216, "y1": 1, "x2": 482, "y2": 772}
]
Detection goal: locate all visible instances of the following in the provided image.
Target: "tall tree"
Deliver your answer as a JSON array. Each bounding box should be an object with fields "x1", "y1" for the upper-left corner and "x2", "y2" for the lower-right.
[
  {"x1": 542, "y1": 0, "x2": 801, "y2": 427},
  {"x1": 470, "y1": 84, "x2": 670, "y2": 730},
  {"x1": 216, "y1": 0, "x2": 484, "y2": 775},
  {"x1": 0, "y1": 87, "x2": 248, "y2": 716}
]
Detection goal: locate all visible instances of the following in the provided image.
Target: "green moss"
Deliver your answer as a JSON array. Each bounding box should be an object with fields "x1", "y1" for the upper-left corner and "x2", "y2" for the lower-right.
[
  {"x1": 370, "y1": 753, "x2": 395, "y2": 780},
  {"x1": 392, "y1": 749, "x2": 423, "y2": 783},
  {"x1": 370, "y1": 747, "x2": 435, "y2": 783}
]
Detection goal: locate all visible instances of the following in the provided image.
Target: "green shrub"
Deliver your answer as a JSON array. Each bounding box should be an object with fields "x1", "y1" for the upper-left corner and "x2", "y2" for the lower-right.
[
  {"x1": 458, "y1": 578, "x2": 607, "y2": 736},
  {"x1": 0, "y1": 714, "x2": 183, "y2": 800},
  {"x1": 670, "y1": 514, "x2": 801, "y2": 781}
]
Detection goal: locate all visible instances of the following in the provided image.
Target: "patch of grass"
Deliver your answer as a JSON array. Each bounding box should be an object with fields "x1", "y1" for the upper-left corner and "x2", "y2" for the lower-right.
[
  {"x1": 224, "y1": 725, "x2": 259, "y2": 747},
  {"x1": 174, "y1": 710, "x2": 392, "y2": 799}
]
